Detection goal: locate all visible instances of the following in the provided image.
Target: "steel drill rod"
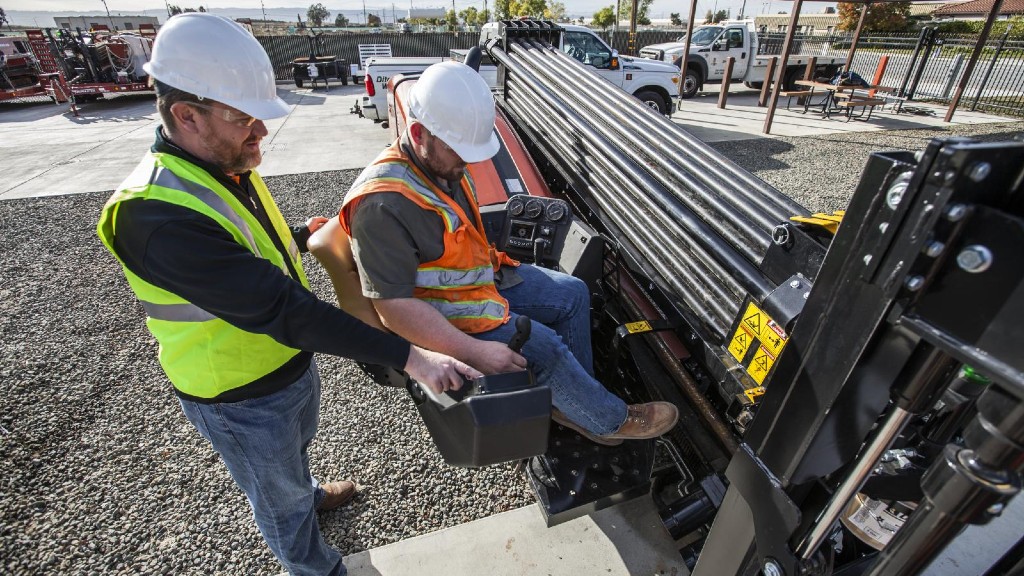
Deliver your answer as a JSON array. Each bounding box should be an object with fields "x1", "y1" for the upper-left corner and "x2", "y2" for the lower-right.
[
  {"x1": 510, "y1": 38, "x2": 808, "y2": 223},
  {"x1": 507, "y1": 93, "x2": 733, "y2": 336},
  {"x1": 505, "y1": 80, "x2": 746, "y2": 316},
  {"x1": 505, "y1": 80, "x2": 745, "y2": 318},
  {"x1": 514, "y1": 41, "x2": 769, "y2": 259},
  {"x1": 494, "y1": 44, "x2": 774, "y2": 303},
  {"x1": 520, "y1": 39, "x2": 785, "y2": 240}
]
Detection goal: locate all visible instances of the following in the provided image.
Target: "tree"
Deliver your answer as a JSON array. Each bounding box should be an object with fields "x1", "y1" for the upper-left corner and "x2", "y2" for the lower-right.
[
  {"x1": 368, "y1": 13, "x2": 381, "y2": 26},
  {"x1": 837, "y1": 2, "x2": 911, "y2": 32},
  {"x1": 445, "y1": 9, "x2": 458, "y2": 29},
  {"x1": 198, "y1": 5, "x2": 206, "y2": 12},
  {"x1": 704, "y1": 9, "x2": 712, "y2": 24},
  {"x1": 459, "y1": 6, "x2": 479, "y2": 26},
  {"x1": 494, "y1": 0, "x2": 512, "y2": 19},
  {"x1": 168, "y1": 5, "x2": 183, "y2": 15},
  {"x1": 670, "y1": 12, "x2": 682, "y2": 26},
  {"x1": 477, "y1": 9, "x2": 491, "y2": 26},
  {"x1": 519, "y1": 0, "x2": 548, "y2": 18},
  {"x1": 544, "y1": 1, "x2": 567, "y2": 21},
  {"x1": 335, "y1": 13, "x2": 349, "y2": 26},
  {"x1": 715, "y1": 9, "x2": 728, "y2": 23},
  {"x1": 0, "y1": 7, "x2": 11, "y2": 31},
  {"x1": 592, "y1": 5, "x2": 616, "y2": 29},
  {"x1": 307, "y1": 3, "x2": 330, "y2": 27},
  {"x1": 618, "y1": 0, "x2": 653, "y2": 26}
]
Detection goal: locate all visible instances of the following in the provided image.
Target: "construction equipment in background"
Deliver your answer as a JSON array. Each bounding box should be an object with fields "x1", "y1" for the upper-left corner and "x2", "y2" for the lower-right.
[
  {"x1": 24, "y1": 28, "x2": 155, "y2": 113},
  {"x1": 0, "y1": 34, "x2": 46, "y2": 102}
]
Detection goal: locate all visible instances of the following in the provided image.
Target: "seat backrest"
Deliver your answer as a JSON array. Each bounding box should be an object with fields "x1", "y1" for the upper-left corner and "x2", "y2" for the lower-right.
[{"x1": 306, "y1": 216, "x2": 387, "y2": 331}]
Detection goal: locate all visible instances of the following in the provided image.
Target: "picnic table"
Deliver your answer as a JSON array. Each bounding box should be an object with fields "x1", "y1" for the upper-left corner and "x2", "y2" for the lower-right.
[{"x1": 792, "y1": 80, "x2": 892, "y2": 122}]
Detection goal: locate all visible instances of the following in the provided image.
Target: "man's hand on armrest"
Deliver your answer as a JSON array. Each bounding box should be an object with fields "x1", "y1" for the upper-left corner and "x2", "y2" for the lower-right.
[{"x1": 374, "y1": 297, "x2": 527, "y2": 376}]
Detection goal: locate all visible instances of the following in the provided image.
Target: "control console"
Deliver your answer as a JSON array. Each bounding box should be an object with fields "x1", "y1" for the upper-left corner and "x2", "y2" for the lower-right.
[{"x1": 501, "y1": 195, "x2": 573, "y2": 265}]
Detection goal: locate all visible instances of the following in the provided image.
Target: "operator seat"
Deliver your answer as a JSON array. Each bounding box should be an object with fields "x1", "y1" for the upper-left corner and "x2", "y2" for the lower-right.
[{"x1": 306, "y1": 215, "x2": 551, "y2": 468}]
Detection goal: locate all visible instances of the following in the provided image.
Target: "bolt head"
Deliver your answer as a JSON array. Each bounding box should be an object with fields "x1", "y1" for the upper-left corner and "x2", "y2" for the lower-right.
[
  {"x1": 790, "y1": 280, "x2": 801, "y2": 289},
  {"x1": 957, "y1": 245, "x2": 993, "y2": 273},
  {"x1": 968, "y1": 162, "x2": 991, "y2": 182},
  {"x1": 887, "y1": 182, "x2": 908, "y2": 209},
  {"x1": 925, "y1": 241, "x2": 945, "y2": 258},
  {"x1": 988, "y1": 502, "x2": 1005, "y2": 515},
  {"x1": 763, "y1": 559, "x2": 784, "y2": 576},
  {"x1": 945, "y1": 204, "x2": 968, "y2": 222},
  {"x1": 905, "y1": 276, "x2": 925, "y2": 291}
]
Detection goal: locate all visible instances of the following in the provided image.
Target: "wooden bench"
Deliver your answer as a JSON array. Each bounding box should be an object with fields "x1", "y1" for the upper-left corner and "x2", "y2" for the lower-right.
[
  {"x1": 780, "y1": 89, "x2": 815, "y2": 111},
  {"x1": 835, "y1": 97, "x2": 886, "y2": 121}
]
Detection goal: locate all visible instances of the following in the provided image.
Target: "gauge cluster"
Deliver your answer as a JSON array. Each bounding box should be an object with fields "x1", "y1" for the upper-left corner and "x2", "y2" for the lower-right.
[{"x1": 501, "y1": 195, "x2": 574, "y2": 264}]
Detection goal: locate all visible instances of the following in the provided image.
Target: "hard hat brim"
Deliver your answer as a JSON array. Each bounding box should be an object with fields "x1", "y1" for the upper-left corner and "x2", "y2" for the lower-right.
[
  {"x1": 235, "y1": 95, "x2": 291, "y2": 121},
  {"x1": 449, "y1": 129, "x2": 500, "y2": 164}
]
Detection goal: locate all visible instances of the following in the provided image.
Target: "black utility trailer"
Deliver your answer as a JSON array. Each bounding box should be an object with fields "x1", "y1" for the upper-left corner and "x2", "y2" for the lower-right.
[{"x1": 291, "y1": 56, "x2": 349, "y2": 89}]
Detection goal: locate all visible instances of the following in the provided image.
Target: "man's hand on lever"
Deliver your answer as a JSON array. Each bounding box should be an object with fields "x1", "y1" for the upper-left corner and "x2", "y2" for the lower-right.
[{"x1": 404, "y1": 346, "x2": 483, "y2": 395}]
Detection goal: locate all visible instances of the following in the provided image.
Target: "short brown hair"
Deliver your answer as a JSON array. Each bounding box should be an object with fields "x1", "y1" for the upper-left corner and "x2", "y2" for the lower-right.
[{"x1": 151, "y1": 79, "x2": 208, "y2": 135}]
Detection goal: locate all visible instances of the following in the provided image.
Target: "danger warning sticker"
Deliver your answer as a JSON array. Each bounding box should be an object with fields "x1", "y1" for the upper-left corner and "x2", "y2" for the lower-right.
[{"x1": 727, "y1": 302, "x2": 790, "y2": 387}]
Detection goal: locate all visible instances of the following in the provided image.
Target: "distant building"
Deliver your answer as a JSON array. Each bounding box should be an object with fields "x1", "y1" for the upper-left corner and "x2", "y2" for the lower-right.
[
  {"x1": 407, "y1": 7, "x2": 447, "y2": 20},
  {"x1": 54, "y1": 15, "x2": 160, "y2": 33},
  {"x1": 932, "y1": 0, "x2": 1024, "y2": 20}
]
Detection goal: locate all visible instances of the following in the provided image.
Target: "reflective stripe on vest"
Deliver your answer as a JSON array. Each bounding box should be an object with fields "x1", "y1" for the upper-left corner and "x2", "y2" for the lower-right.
[
  {"x1": 141, "y1": 301, "x2": 217, "y2": 323},
  {"x1": 153, "y1": 169, "x2": 263, "y2": 258},
  {"x1": 421, "y1": 298, "x2": 508, "y2": 322},
  {"x1": 351, "y1": 160, "x2": 462, "y2": 232},
  {"x1": 416, "y1": 265, "x2": 494, "y2": 290}
]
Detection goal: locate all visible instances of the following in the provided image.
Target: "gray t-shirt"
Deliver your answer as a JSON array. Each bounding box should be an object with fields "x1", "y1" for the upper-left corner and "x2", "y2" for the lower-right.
[{"x1": 348, "y1": 140, "x2": 520, "y2": 300}]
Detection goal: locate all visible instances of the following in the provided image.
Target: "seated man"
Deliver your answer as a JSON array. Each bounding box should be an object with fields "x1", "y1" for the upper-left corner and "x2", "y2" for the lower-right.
[{"x1": 339, "y1": 61, "x2": 679, "y2": 445}]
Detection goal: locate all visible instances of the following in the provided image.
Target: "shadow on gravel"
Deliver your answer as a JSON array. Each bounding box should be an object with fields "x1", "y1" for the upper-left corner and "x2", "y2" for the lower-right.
[{"x1": 709, "y1": 138, "x2": 795, "y2": 173}]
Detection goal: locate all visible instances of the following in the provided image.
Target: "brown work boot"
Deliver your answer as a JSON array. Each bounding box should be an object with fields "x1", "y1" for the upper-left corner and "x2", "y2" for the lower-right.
[
  {"x1": 600, "y1": 402, "x2": 679, "y2": 442},
  {"x1": 316, "y1": 480, "x2": 358, "y2": 511},
  {"x1": 551, "y1": 409, "x2": 623, "y2": 446}
]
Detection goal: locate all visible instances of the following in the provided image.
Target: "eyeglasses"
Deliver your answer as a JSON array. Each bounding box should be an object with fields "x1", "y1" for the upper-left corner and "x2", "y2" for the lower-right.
[{"x1": 186, "y1": 101, "x2": 258, "y2": 127}]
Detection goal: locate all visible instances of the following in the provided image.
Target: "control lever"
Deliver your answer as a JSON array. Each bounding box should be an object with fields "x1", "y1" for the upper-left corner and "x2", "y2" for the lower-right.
[
  {"x1": 507, "y1": 315, "x2": 531, "y2": 353},
  {"x1": 533, "y1": 238, "x2": 551, "y2": 268}
]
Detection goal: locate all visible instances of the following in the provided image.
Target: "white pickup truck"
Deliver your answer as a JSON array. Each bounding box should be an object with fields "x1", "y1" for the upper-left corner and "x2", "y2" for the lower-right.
[
  {"x1": 639, "y1": 20, "x2": 846, "y2": 98},
  {"x1": 354, "y1": 22, "x2": 681, "y2": 123}
]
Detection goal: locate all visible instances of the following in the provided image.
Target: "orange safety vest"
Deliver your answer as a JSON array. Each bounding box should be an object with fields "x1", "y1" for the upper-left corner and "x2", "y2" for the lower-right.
[{"x1": 340, "y1": 144, "x2": 515, "y2": 334}]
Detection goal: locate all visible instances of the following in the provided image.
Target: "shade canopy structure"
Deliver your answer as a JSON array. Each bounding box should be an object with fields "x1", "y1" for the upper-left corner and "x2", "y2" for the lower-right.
[{"x1": 669, "y1": 0, "x2": 1008, "y2": 133}]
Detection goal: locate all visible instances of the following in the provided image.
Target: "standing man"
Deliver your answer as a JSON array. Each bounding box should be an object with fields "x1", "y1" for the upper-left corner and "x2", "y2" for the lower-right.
[
  {"x1": 96, "y1": 14, "x2": 477, "y2": 576},
  {"x1": 339, "y1": 61, "x2": 680, "y2": 445}
]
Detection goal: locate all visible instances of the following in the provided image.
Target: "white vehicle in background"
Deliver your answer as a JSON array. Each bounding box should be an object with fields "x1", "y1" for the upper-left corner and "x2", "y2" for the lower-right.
[
  {"x1": 353, "y1": 22, "x2": 682, "y2": 124},
  {"x1": 639, "y1": 20, "x2": 847, "y2": 98}
]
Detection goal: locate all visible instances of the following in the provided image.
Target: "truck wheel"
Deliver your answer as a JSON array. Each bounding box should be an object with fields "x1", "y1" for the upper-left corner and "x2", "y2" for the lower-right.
[
  {"x1": 635, "y1": 90, "x2": 669, "y2": 115},
  {"x1": 744, "y1": 81, "x2": 763, "y2": 90},
  {"x1": 341, "y1": 74, "x2": 349, "y2": 86},
  {"x1": 783, "y1": 68, "x2": 802, "y2": 92},
  {"x1": 294, "y1": 77, "x2": 304, "y2": 88},
  {"x1": 680, "y1": 68, "x2": 700, "y2": 99}
]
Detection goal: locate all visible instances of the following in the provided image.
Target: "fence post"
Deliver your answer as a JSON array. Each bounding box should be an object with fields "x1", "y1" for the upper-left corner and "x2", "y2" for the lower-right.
[
  {"x1": 941, "y1": 53, "x2": 965, "y2": 99},
  {"x1": 971, "y1": 28, "x2": 1011, "y2": 111},
  {"x1": 719, "y1": 57, "x2": 735, "y2": 108},
  {"x1": 759, "y1": 56, "x2": 777, "y2": 107}
]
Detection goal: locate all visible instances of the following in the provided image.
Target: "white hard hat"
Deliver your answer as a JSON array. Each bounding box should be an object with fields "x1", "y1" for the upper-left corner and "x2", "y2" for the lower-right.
[
  {"x1": 143, "y1": 13, "x2": 289, "y2": 120},
  {"x1": 408, "y1": 61, "x2": 499, "y2": 164}
]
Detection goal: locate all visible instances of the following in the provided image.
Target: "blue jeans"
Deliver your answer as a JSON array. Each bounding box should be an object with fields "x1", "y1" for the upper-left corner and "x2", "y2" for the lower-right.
[
  {"x1": 178, "y1": 360, "x2": 345, "y2": 576},
  {"x1": 476, "y1": 264, "x2": 628, "y2": 435}
]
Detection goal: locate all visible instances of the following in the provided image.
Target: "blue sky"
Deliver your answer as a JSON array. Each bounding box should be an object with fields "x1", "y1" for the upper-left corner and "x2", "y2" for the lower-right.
[{"x1": 4, "y1": 0, "x2": 829, "y2": 22}]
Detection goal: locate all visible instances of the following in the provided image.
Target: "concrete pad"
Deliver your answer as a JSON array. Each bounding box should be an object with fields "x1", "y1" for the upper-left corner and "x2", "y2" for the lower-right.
[
  {"x1": 343, "y1": 497, "x2": 688, "y2": 576},
  {"x1": 0, "y1": 84, "x2": 393, "y2": 200},
  {"x1": 673, "y1": 89, "x2": 1013, "y2": 143}
]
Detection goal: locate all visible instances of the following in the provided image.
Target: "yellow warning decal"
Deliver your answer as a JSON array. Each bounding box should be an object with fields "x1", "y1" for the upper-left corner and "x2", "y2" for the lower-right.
[
  {"x1": 744, "y1": 386, "x2": 766, "y2": 403},
  {"x1": 624, "y1": 320, "x2": 652, "y2": 334},
  {"x1": 747, "y1": 346, "x2": 779, "y2": 385},
  {"x1": 728, "y1": 324, "x2": 754, "y2": 362},
  {"x1": 728, "y1": 302, "x2": 790, "y2": 387}
]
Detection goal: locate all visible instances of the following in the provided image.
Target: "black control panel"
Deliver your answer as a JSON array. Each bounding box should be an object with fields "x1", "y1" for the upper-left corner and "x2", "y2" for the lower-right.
[{"x1": 501, "y1": 195, "x2": 573, "y2": 265}]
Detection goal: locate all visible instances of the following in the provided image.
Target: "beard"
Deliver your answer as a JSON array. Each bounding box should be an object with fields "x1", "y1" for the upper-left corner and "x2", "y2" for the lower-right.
[{"x1": 199, "y1": 129, "x2": 262, "y2": 175}]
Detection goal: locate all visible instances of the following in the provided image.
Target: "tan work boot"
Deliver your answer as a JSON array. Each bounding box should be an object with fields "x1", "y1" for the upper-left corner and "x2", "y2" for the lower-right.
[
  {"x1": 599, "y1": 402, "x2": 679, "y2": 442},
  {"x1": 551, "y1": 409, "x2": 624, "y2": 446},
  {"x1": 316, "y1": 480, "x2": 358, "y2": 511}
]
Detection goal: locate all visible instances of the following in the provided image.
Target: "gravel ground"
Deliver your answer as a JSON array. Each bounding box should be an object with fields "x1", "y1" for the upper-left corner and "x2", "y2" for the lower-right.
[{"x1": 1, "y1": 120, "x2": 1021, "y2": 575}]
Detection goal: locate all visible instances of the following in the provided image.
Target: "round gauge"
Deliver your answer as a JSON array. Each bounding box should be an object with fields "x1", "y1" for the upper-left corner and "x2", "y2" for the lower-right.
[
  {"x1": 524, "y1": 199, "x2": 544, "y2": 219},
  {"x1": 507, "y1": 197, "x2": 525, "y2": 217},
  {"x1": 545, "y1": 202, "x2": 567, "y2": 222}
]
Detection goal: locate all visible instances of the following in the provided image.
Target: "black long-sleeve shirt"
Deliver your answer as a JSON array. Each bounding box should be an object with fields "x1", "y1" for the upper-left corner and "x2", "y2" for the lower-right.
[{"x1": 110, "y1": 127, "x2": 411, "y2": 402}]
